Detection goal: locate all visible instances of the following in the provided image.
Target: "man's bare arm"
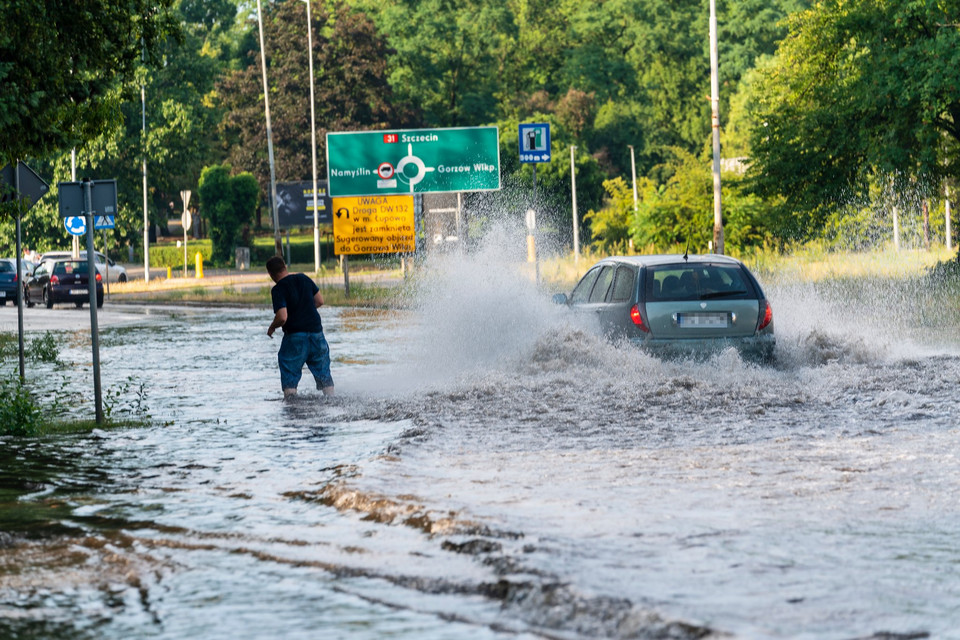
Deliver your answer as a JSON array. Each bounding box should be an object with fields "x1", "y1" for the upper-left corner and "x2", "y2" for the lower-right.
[{"x1": 267, "y1": 307, "x2": 288, "y2": 337}]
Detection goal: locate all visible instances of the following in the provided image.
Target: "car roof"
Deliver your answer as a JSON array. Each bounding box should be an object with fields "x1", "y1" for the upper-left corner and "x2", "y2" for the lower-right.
[
  {"x1": 590, "y1": 254, "x2": 747, "y2": 268},
  {"x1": 41, "y1": 251, "x2": 104, "y2": 258}
]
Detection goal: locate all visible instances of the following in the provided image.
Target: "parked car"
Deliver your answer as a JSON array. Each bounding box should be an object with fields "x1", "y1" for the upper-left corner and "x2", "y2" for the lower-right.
[
  {"x1": 38, "y1": 250, "x2": 127, "y2": 283},
  {"x1": 0, "y1": 258, "x2": 25, "y2": 305},
  {"x1": 25, "y1": 258, "x2": 103, "y2": 308},
  {"x1": 553, "y1": 254, "x2": 775, "y2": 362}
]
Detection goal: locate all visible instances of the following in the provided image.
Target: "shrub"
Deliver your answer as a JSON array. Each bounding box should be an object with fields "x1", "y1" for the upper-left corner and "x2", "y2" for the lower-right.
[{"x1": 0, "y1": 378, "x2": 43, "y2": 437}]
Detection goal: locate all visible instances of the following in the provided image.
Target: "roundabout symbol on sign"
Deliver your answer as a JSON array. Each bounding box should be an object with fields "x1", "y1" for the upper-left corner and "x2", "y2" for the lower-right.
[
  {"x1": 377, "y1": 162, "x2": 395, "y2": 180},
  {"x1": 65, "y1": 216, "x2": 86, "y2": 236},
  {"x1": 395, "y1": 144, "x2": 435, "y2": 192}
]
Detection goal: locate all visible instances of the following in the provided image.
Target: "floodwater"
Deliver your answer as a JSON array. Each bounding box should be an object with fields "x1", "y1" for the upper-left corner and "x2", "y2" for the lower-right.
[{"x1": 2, "y1": 248, "x2": 959, "y2": 640}]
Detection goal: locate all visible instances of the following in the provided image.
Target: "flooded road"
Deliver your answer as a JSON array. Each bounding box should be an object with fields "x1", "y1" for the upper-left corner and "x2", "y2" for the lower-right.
[{"x1": 2, "y1": 253, "x2": 959, "y2": 639}]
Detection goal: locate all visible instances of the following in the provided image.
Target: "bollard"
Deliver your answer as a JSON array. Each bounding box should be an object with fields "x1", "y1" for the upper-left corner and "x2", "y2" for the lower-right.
[
  {"x1": 195, "y1": 252, "x2": 204, "y2": 279},
  {"x1": 167, "y1": 266, "x2": 172, "y2": 279}
]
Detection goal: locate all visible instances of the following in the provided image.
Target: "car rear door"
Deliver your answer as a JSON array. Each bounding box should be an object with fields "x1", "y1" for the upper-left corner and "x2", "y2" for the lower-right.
[{"x1": 598, "y1": 265, "x2": 638, "y2": 337}]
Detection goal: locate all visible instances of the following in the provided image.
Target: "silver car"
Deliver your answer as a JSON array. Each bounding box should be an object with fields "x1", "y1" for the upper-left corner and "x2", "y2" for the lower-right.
[
  {"x1": 553, "y1": 254, "x2": 775, "y2": 361},
  {"x1": 38, "y1": 250, "x2": 127, "y2": 283}
]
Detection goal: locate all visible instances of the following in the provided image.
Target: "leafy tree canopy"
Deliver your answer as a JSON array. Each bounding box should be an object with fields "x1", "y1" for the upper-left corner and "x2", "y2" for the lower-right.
[
  {"x1": 0, "y1": 0, "x2": 180, "y2": 164},
  {"x1": 218, "y1": 1, "x2": 411, "y2": 196},
  {"x1": 746, "y1": 0, "x2": 960, "y2": 235},
  {"x1": 198, "y1": 163, "x2": 258, "y2": 263}
]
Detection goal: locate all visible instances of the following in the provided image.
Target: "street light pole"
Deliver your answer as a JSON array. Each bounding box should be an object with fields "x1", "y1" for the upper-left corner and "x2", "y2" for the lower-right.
[
  {"x1": 303, "y1": 0, "x2": 320, "y2": 273},
  {"x1": 628, "y1": 144, "x2": 638, "y2": 214},
  {"x1": 256, "y1": 0, "x2": 283, "y2": 257},
  {"x1": 570, "y1": 145, "x2": 580, "y2": 263},
  {"x1": 141, "y1": 41, "x2": 150, "y2": 281}
]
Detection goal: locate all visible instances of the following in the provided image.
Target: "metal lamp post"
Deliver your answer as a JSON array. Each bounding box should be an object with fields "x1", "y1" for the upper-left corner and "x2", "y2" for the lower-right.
[
  {"x1": 302, "y1": 0, "x2": 320, "y2": 272},
  {"x1": 256, "y1": 0, "x2": 283, "y2": 257}
]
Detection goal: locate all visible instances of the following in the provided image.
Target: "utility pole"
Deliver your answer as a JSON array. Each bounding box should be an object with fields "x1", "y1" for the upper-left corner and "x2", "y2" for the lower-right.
[
  {"x1": 709, "y1": 0, "x2": 724, "y2": 255},
  {"x1": 256, "y1": 0, "x2": 282, "y2": 257}
]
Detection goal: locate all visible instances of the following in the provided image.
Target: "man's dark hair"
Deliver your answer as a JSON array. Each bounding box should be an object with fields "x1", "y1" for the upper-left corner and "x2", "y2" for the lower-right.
[{"x1": 266, "y1": 256, "x2": 287, "y2": 277}]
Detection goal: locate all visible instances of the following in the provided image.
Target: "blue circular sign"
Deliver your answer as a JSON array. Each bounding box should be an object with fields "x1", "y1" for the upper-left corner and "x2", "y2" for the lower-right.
[{"x1": 65, "y1": 216, "x2": 85, "y2": 236}]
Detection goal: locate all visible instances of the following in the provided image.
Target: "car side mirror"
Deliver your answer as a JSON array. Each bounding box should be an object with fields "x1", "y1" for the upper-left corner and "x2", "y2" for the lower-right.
[{"x1": 552, "y1": 293, "x2": 569, "y2": 305}]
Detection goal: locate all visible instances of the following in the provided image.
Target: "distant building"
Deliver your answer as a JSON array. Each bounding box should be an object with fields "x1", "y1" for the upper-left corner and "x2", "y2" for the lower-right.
[{"x1": 720, "y1": 157, "x2": 748, "y2": 175}]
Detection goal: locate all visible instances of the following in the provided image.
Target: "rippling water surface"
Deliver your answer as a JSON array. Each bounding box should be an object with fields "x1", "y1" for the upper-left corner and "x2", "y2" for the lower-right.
[{"x1": 2, "y1": 250, "x2": 959, "y2": 640}]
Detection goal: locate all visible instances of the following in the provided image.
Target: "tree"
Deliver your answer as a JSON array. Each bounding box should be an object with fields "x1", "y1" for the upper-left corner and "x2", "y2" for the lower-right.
[
  {"x1": 0, "y1": 0, "x2": 179, "y2": 165},
  {"x1": 198, "y1": 164, "x2": 258, "y2": 264},
  {"x1": 746, "y1": 0, "x2": 960, "y2": 237},
  {"x1": 218, "y1": 1, "x2": 410, "y2": 198},
  {"x1": 357, "y1": 0, "x2": 515, "y2": 127}
]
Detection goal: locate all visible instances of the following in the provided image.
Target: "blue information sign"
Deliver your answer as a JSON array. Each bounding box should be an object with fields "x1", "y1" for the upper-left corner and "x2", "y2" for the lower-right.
[
  {"x1": 65, "y1": 216, "x2": 86, "y2": 236},
  {"x1": 519, "y1": 123, "x2": 551, "y2": 163},
  {"x1": 94, "y1": 215, "x2": 115, "y2": 229}
]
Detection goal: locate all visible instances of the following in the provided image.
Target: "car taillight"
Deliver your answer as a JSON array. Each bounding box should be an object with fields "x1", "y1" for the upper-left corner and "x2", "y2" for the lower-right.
[
  {"x1": 50, "y1": 275, "x2": 59, "y2": 285},
  {"x1": 95, "y1": 272, "x2": 102, "y2": 282},
  {"x1": 630, "y1": 304, "x2": 650, "y2": 333},
  {"x1": 757, "y1": 300, "x2": 773, "y2": 331}
]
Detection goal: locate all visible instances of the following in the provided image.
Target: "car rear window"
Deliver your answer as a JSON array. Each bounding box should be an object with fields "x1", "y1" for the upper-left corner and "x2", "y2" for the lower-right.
[
  {"x1": 611, "y1": 266, "x2": 636, "y2": 302},
  {"x1": 0, "y1": 261, "x2": 13, "y2": 273},
  {"x1": 646, "y1": 264, "x2": 756, "y2": 301},
  {"x1": 53, "y1": 261, "x2": 89, "y2": 276}
]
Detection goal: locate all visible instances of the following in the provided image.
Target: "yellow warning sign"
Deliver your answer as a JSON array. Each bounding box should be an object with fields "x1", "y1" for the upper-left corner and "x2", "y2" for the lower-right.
[{"x1": 332, "y1": 195, "x2": 416, "y2": 255}]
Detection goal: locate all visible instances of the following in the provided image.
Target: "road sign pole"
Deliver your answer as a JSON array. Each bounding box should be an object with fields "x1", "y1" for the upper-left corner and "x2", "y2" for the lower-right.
[
  {"x1": 14, "y1": 162, "x2": 25, "y2": 383},
  {"x1": 82, "y1": 179, "x2": 104, "y2": 425},
  {"x1": 102, "y1": 228, "x2": 110, "y2": 297}
]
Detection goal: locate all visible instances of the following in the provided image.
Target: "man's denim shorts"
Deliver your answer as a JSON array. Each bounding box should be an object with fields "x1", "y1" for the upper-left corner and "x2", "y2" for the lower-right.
[{"x1": 277, "y1": 331, "x2": 333, "y2": 391}]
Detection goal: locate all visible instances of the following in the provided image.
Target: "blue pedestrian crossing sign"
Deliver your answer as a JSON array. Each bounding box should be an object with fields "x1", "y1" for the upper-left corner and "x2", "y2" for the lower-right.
[
  {"x1": 519, "y1": 123, "x2": 551, "y2": 163},
  {"x1": 65, "y1": 216, "x2": 86, "y2": 236},
  {"x1": 95, "y1": 215, "x2": 115, "y2": 229}
]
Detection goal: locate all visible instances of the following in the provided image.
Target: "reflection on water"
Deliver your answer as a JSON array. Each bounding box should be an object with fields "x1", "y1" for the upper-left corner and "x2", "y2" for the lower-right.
[{"x1": 2, "y1": 248, "x2": 959, "y2": 639}]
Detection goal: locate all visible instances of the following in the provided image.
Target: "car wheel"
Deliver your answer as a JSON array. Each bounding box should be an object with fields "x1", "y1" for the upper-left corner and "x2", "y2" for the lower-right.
[
  {"x1": 0, "y1": 299, "x2": 6, "y2": 306},
  {"x1": 43, "y1": 287, "x2": 53, "y2": 309},
  {"x1": 25, "y1": 287, "x2": 33, "y2": 308},
  {"x1": 118, "y1": 273, "x2": 127, "y2": 283},
  {"x1": 96, "y1": 296, "x2": 103, "y2": 309},
  {"x1": 75, "y1": 301, "x2": 84, "y2": 308}
]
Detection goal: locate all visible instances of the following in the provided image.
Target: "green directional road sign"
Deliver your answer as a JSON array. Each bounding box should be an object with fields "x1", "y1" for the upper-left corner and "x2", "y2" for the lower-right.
[{"x1": 326, "y1": 126, "x2": 500, "y2": 197}]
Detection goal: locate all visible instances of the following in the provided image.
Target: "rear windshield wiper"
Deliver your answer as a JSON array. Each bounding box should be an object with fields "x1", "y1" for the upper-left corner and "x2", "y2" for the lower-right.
[{"x1": 700, "y1": 290, "x2": 747, "y2": 299}]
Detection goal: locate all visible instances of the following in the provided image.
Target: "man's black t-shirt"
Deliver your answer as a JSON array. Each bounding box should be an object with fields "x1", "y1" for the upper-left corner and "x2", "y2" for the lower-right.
[{"x1": 271, "y1": 273, "x2": 322, "y2": 334}]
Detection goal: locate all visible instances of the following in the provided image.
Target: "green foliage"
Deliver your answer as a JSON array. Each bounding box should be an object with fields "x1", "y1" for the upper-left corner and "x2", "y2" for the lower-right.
[
  {"x1": 746, "y1": 0, "x2": 960, "y2": 224},
  {"x1": 584, "y1": 178, "x2": 634, "y2": 254},
  {"x1": 146, "y1": 242, "x2": 214, "y2": 269},
  {"x1": 0, "y1": 0, "x2": 180, "y2": 164},
  {"x1": 28, "y1": 332, "x2": 61, "y2": 365},
  {"x1": 198, "y1": 165, "x2": 259, "y2": 264},
  {"x1": 103, "y1": 376, "x2": 150, "y2": 421},
  {"x1": 217, "y1": 1, "x2": 408, "y2": 197},
  {"x1": 0, "y1": 377, "x2": 43, "y2": 437},
  {"x1": 585, "y1": 148, "x2": 778, "y2": 253}
]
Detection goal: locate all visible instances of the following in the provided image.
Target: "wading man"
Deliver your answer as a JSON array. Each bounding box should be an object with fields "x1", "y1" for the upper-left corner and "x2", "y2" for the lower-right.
[{"x1": 265, "y1": 256, "x2": 334, "y2": 399}]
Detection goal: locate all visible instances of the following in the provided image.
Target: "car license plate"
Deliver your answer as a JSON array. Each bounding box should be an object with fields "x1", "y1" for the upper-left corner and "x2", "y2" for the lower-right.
[
  {"x1": 72, "y1": 289, "x2": 88, "y2": 296},
  {"x1": 0, "y1": 291, "x2": 5, "y2": 298},
  {"x1": 679, "y1": 312, "x2": 728, "y2": 328}
]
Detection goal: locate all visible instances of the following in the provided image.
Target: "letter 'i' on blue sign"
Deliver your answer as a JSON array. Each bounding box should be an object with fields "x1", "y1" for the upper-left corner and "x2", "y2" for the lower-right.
[
  {"x1": 519, "y1": 123, "x2": 551, "y2": 164},
  {"x1": 65, "y1": 216, "x2": 86, "y2": 236}
]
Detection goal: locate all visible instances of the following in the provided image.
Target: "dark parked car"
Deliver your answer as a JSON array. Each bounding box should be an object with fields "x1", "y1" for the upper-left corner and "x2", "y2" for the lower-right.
[
  {"x1": 553, "y1": 254, "x2": 775, "y2": 362},
  {"x1": 25, "y1": 259, "x2": 103, "y2": 309},
  {"x1": 0, "y1": 258, "x2": 25, "y2": 305}
]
